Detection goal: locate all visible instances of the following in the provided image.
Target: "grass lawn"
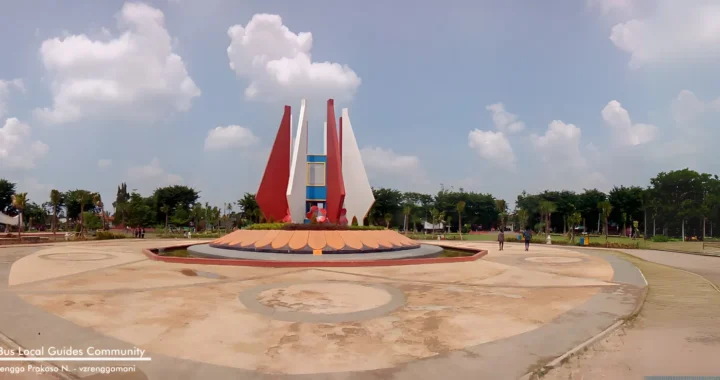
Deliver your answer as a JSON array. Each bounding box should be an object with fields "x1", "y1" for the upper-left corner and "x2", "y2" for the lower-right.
[{"x1": 410, "y1": 231, "x2": 710, "y2": 254}]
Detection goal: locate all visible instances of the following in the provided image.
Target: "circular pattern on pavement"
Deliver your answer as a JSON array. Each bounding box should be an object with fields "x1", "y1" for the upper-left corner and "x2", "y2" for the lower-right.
[
  {"x1": 239, "y1": 281, "x2": 406, "y2": 323},
  {"x1": 525, "y1": 256, "x2": 583, "y2": 264},
  {"x1": 39, "y1": 252, "x2": 116, "y2": 261}
]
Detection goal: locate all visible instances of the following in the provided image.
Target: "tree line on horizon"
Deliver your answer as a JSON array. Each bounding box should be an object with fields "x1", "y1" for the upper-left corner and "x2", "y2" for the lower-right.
[{"x1": 1, "y1": 168, "x2": 719, "y2": 239}]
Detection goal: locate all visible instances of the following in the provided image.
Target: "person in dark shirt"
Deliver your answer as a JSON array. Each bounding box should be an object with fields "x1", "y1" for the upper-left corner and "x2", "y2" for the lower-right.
[
  {"x1": 497, "y1": 230, "x2": 504, "y2": 251},
  {"x1": 523, "y1": 228, "x2": 532, "y2": 251}
]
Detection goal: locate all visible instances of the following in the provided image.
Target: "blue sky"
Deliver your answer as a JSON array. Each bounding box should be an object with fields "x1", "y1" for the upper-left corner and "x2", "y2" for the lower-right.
[{"x1": 1, "y1": 0, "x2": 719, "y2": 211}]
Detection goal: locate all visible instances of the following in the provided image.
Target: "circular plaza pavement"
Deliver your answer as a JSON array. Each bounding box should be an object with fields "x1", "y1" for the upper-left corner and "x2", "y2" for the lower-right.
[{"x1": 0, "y1": 239, "x2": 646, "y2": 379}]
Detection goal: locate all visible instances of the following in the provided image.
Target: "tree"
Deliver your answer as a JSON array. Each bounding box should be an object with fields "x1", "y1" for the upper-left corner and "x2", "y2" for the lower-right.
[
  {"x1": 126, "y1": 193, "x2": 155, "y2": 228},
  {"x1": 64, "y1": 189, "x2": 97, "y2": 223},
  {"x1": 191, "y1": 203, "x2": 204, "y2": 231},
  {"x1": 93, "y1": 193, "x2": 105, "y2": 230},
  {"x1": 49, "y1": 189, "x2": 62, "y2": 235},
  {"x1": 446, "y1": 215, "x2": 453, "y2": 233},
  {"x1": 11, "y1": 193, "x2": 27, "y2": 238},
  {"x1": 0, "y1": 179, "x2": 16, "y2": 214},
  {"x1": 160, "y1": 204, "x2": 170, "y2": 229},
  {"x1": 112, "y1": 183, "x2": 130, "y2": 227},
  {"x1": 23, "y1": 202, "x2": 46, "y2": 230},
  {"x1": 577, "y1": 189, "x2": 606, "y2": 233},
  {"x1": 516, "y1": 209, "x2": 529, "y2": 230},
  {"x1": 598, "y1": 200, "x2": 613, "y2": 242},
  {"x1": 567, "y1": 212, "x2": 582, "y2": 243},
  {"x1": 74, "y1": 190, "x2": 93, "y2": 236},
  {"x1": 237, "y1": 193, "x2": 259, "y2": 223},
  {"x1": 456, "y1": 201, "x2": 466, "y2": 240},
  {"x1": 402, "y1": 205, "x2": 412, "y2": 234},
  {"x1": 371, "y1": 188, "x2": 403, "y2": 226},
  {"x1": 171, "y1": 203, "x2": 191, "y2": 226},
  {"x1": 351, "y1": 216, "x2": 359, "y2": 226},
  {"x1": 152, "y1": 185, "x2": 199, "y2": 224},
  {"x1": 538, "y1": 200, "x2": 557, "y2": 235}
]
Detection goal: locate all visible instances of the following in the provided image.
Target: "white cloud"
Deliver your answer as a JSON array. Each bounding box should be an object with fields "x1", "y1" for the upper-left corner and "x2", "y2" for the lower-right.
[
  {"x1": 531, "y1": 120, "x2": 609, "y2": 191},
  {"x1": 0, "y1": 79, "x2": 25, "y2": 118},
  {"x1": 204, "y1": 125, "x2": 259, "y2": 151},
  {"x1": 486, "y1": 103, "x2": 525, "y2": 133},
  {"x1": 531, "y1": 120, "x2": 586, "y2": 168},
  {"x1": 468, "y1": 129, "x2": 516, "y2": 169},
  {"x1": 601, "y1": 100, "x2": 657, "y2": 146},
  {"x1": 0, "y1": 118, "x2": 49, "y2": 170},
  {"x1": 360, "y1": 146, "x2": 429, "y2": 185},
  {"x1": 609, "y1": 1, "x2": 720, "y2": 68},
  {"x1": 127, "y1": 158, "x2": 183, "y2": 187},
  {"x1": 227, "y1": 14, "x2": 361, "y2": 103},
  {"x1": 588, "y1": 0, "x2": 634, "y2": 15},
  {"x1": 97, "y1": 159, "x2": 112, "y2": 168},
  {"x1": 35, "y1": 2, "x2": 200, "y2": 125}
]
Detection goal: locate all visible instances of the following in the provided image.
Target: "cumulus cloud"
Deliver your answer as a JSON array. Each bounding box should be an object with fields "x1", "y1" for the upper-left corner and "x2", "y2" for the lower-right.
[
  {"x1": 531, "y1": 120, "x2": 586, "y2": 168},
  {"x1": 204, "y1": 125, "x2": 259, "y2": 151},
  {"x1": 227, "y1": 14, "x2": 361, "y2": 103},
  {"x1": 97, "y1": 159, "x2": 112, "y2": 168},
  {"x1": 468, "y1": 129, "x2": 516, "y2": 169},
  {"x1": 0, "y1": 118, "x2": 49, "y2": 170},
  {"x1": 486, "y1": 103, "x2": 525, "y2": 133},
  {"x1": 35, "y1": 2, "x2": 200, "y2": 124},
  {"x1": 0, "y1": 79, "x2": 25, "y2": 118},
  {"x1": 360, "y1": 146, "x2": 429, "y2": 186},
  {"x1": 609, "y1": 1, "x2": 720, "y2": 68},
  {"x1": 588, "y1": 0, "x2": 634, "y2": 15},
  {"x1": 531, "y1": 120, "x2": 609, "y2": 191},
  {"x1": 127, "y1": 158, "x2": 183, "y2": 187},
  {"x1": 601, "y1": 100, "x2": 657, "y2": 146}
]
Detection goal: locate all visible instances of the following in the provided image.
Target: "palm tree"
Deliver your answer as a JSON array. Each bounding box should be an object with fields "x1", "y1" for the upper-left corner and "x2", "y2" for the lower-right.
[
  {"x1": 621, "y1": 211, "x2": 628, "y2": 237},
  {"x1": 517, "y1": 209, "x2": 529, "y2": 231},
  {"x1": 598, "y1": 200, "x2": 613, "y2": 242},
  {"x1": 11, "y1": 193, "x2": 27, "y2": 240},
  {"x1": 384, "y1": 213, "x2": 392, "y2": 229},
  {"x1": 539, "y1": 201, "x2": 557, "y2": 235},
  {"x1": 456, "y1": 201, "x2": 466, "y2": 240},
  {"x1": 93, "y1": 193, "x2": 105, "y2": 230},
  {"x1": 76, "y1": 190, "x2": 93, "y2": 237},
  {"x1": 192, "y1": 203, "x2": 203, "y2": 231},
  {"x1": 568, "y1": 212, "x2": 582, "y2": 243},
  {"x1": 446, "y1": 215, "x2": 453, "y2": 233},
  {"x1": 160, "y1": 204, "x2": 170, "y2": 230},
  {"x1": 430, "y1": 208, "x2": 440, "y2": 238},
  {"x1": 49, "y1": 189, "x2": 62, "y2": 236},
  {"x1": 411, "y1": 214, "x2": 421, "y2": 233},
  {"x1": 402, "y1": 205, "x2": 412, "y2": 234}
]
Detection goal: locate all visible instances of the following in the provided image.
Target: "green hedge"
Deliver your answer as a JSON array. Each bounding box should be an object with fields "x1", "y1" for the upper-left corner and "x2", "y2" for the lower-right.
[
  {"x1": 651, "y1": 235, "x2": 671, "y2": 242},
  {"x1": 96, "y1": 231, "x2": 127, "y2": 240},
  {"x1": 246, "y1": 223, "x2": 385, "y2": 231}
]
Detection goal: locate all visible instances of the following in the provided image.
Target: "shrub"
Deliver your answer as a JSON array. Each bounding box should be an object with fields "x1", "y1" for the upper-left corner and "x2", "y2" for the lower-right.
[
  {"x1": 651, "y1": 235, "x2": 671, "y2": 242},
  {"x1": 96, "y1": 231, "x2": 127, "y2": 240},
  {"x1": 351, "y1": 216, "x2": 359, "y2": 226}
]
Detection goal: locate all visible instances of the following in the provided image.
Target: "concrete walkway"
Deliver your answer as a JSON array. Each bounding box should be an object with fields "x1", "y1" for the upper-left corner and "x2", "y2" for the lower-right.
[
  {"x1": 1, "y1": 241, "x2": 645, "y2": 379},
  {"x1": 542, "y1": 248, "x2": 720, "y2": 380}
]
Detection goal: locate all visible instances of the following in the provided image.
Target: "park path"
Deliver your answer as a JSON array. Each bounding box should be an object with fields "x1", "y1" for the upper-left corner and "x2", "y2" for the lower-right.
[{"x1": 542, "y1": 248, "x2": 720, "y2": 380}]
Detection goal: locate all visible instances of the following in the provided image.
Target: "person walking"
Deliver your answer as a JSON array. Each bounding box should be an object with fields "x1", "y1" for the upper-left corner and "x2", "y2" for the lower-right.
[
  {"x1": 497, "y1": 229, "x2": 505, "y2": 251},
  {"x1": 523, "y1": 227, "x2": 532, "y2": 251},
  {"x1": 141, "y1": 227, "x2": 145, "y2": 239}
]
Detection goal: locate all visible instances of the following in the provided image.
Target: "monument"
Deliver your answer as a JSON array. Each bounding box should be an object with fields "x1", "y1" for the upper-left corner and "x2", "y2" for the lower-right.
[
  {"x1": 197, "y1": 98, "x2": 427, "y2": 254},
  {"x1": 256, "y1": 98, "x2": 375, "y2": 225}
]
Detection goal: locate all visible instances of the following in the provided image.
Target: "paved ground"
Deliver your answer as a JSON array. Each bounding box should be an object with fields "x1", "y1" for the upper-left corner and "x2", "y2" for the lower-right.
[
  {"x1": 540, "y1": 247, "x2": 720, "y2": 380},
  {"x1": 0, "y1": 240, "x2": 644, "y2": 379}
]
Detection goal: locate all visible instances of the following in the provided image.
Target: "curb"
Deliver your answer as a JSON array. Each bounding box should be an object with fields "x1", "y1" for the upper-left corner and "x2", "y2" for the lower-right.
[
  {"x1": 142, "y1": 244, "x2": 488, "y2": 267},
  {"x1": 519, "y1": 266, "x2": 650, "y2": 380},
  {"x1": 0, "y1": 331, "x2": 78, "y2": 380}
]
